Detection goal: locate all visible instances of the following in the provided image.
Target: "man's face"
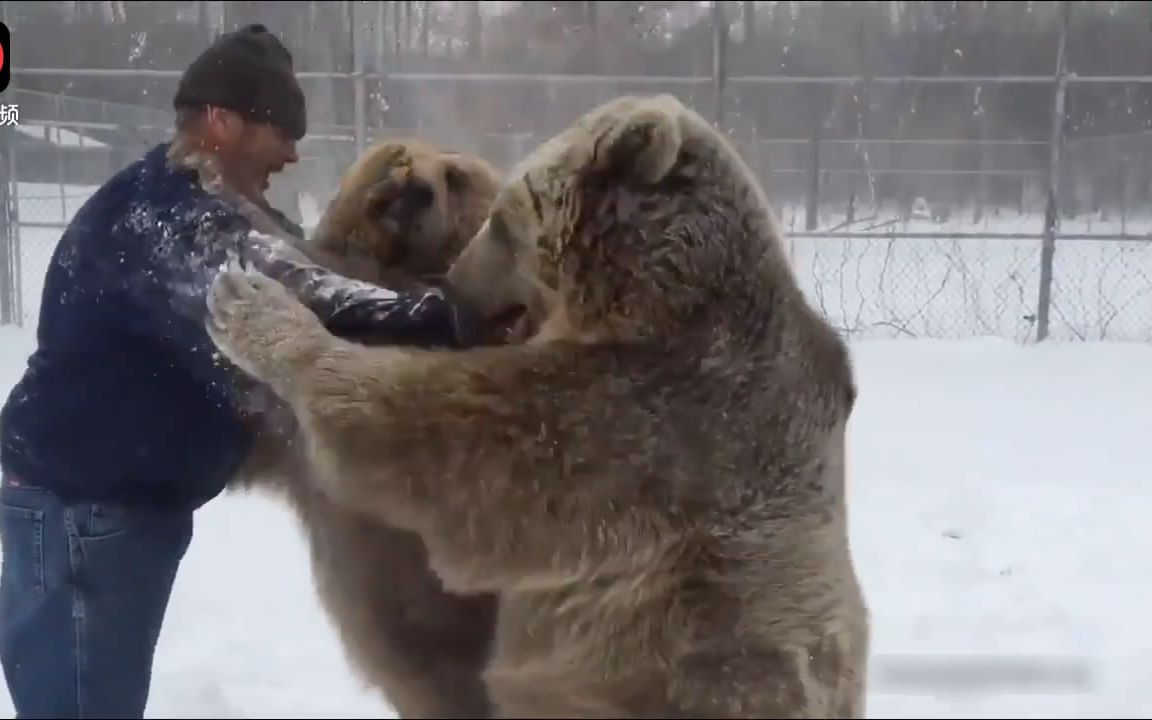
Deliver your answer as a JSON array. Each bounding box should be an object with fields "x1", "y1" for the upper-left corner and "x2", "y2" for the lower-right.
[
  {"x1": 237, "y1": 121, "x2": 300, "y2": 193},
  {"x1": 203, "y1": 106, "x2": 299, "y2": 199}
]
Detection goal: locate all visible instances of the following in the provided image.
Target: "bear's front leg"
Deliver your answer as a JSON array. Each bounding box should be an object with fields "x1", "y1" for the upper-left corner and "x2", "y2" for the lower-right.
[{"x1": 206, "y1": 266, "x2": 332, "y2": 399}]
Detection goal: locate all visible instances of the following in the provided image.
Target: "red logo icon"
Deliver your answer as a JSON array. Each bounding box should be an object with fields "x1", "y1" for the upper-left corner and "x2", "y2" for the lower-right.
[{"x1": 0, "y1": 21, "x2": 9, "y2": 93}]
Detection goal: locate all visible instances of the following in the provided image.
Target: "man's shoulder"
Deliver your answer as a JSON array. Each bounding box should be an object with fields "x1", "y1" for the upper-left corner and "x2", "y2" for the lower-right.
[
  {"x1": 83, "y1": 143, "x2": 250, "y2": 241},
  {"x1": 135, "y1": 143, "x2": 245, "y2": 224},
  {"x1": 55, "y1": 144, "x2": 254, "y2": 291},
  {"x1": 72, "y1": 143, "x2": 234, "y2": 222}
]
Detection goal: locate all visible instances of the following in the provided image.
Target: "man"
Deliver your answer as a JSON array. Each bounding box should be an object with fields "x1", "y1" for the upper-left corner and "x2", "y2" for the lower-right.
[{"x1": 0, "y1": 24, "x2": 471, "y2": 719}]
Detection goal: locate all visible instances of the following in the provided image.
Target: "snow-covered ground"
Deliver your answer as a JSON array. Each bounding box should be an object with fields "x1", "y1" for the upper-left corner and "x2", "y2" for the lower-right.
[{"x1": 0, "y1": 323, "x2": 1148, "y2": 718}]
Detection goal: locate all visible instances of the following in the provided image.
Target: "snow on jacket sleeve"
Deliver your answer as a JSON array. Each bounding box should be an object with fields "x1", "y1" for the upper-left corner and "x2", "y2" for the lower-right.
[{"x1": 247, "y1": 239, "x2": 480, "y2": 351}]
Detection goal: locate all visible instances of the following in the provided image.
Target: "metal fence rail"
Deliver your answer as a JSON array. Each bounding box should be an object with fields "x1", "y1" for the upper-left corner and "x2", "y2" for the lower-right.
[{"x1": 2, "y1": 1, "x2": 1150, "y2": 344}]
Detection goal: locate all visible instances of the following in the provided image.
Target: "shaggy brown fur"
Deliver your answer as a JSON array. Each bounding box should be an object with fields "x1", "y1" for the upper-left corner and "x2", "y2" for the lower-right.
[
  {"x1": 308, "y1": 136, "x2": 503, "y2": 292},
  {"x1": 178, "y1": 137, "x2": 505, "y2": 718},
  {"x1": 203, "y1": 95, "x2": 870, "y2": 719}
]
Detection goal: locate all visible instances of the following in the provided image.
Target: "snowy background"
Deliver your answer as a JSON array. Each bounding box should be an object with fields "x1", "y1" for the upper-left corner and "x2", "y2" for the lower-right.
[
  {"x1": 3, "y1": 311, "x2": 1151, "y2": 718},
  {"x1": 2, "y1": 2, "x2": 1152, "y2": 717},
  {"x1": 1, "y1": 182, "x2": 1151, "y2": 718}
]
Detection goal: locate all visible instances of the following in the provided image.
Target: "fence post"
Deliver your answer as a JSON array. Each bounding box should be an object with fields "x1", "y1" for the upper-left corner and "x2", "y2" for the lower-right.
[
  {"x1": 806, "y1": 119, "x2": 821, "y2": 231},
  {"x1": 0, "y1": 127, "x2": 12, "y2": 326},
  {"x1": 1035, "y1": 0, "x2": 1071, "y2": 343},
  {"x1": 711, "y1": 1, "x2": 727, "y2": 129},
  {"x1": 350, "y1": 0, "x2": 367, "y2": 157},
  {"x1": 1, "y1": 123, "x2": 21, "y2": 328}
]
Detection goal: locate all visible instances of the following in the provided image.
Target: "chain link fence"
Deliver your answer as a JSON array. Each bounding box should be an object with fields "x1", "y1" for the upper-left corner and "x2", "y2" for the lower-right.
[
  {"x1": 1, "y1": 84, "x2": 368, "y2": 328},
  {"x1": 3, "y1": 76, "x2": 1151, "y2": 343}
]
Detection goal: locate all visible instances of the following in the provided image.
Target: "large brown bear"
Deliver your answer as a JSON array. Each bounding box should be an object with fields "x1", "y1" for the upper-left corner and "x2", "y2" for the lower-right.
[
  {"x1": 200, "y1": 138, "x2": 505, "y2": 718},
  {"x1": 202, "y1": 95, "x2": 870, "y2": 718}
]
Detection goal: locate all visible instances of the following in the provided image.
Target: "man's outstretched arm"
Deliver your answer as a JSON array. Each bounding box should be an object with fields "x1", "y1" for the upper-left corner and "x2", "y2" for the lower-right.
[{"x1": 245, "y1": 239, "x2": 483, "y2": 350}]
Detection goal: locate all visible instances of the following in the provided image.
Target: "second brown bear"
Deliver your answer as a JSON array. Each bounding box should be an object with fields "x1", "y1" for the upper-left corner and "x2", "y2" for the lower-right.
[{"x1": 229, "y1": 137, "x2": 505, "y2": 719}]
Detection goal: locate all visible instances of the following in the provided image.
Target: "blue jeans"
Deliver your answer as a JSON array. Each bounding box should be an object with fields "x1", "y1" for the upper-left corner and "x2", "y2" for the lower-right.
[{"x1": 0, "y1": 479, "x2": 193, "y2": 719}]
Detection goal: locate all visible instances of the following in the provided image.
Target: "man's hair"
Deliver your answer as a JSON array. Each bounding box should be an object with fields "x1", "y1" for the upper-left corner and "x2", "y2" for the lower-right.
[{"x1": 174, "y1": 104, "x2": 207, "y2": 135}]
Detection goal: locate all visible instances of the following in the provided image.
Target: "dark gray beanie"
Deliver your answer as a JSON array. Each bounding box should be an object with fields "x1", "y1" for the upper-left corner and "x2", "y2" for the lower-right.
[{"x1": 173, "y1": 24, "x2": 307, "y2": 141}]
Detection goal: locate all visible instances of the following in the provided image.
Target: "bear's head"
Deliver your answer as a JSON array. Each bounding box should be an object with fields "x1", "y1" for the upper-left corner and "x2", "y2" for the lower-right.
[
  {"x1": 310, "y1": 137, "x2": 503, "y2": 288},
  {"x1": 444, "y1": 94, "x2": 791, "y2": 344}
]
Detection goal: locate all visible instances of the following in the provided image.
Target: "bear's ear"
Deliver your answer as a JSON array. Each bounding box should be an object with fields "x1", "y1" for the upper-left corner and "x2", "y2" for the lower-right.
[{"x1": 590, "y1": 95, "x2": 684, "y2": 185}]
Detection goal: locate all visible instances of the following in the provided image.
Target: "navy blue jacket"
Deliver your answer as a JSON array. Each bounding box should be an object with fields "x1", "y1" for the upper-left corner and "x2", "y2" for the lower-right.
[{"x1": 0, "y1": 142, "x2": 470, "y2": 512}]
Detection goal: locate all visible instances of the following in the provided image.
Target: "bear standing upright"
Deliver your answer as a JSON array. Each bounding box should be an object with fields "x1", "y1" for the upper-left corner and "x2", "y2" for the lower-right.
[
  {"x1": 204, "y1": 95, "x2": 870, "y2": 719},
  {"x1": 206, "y1": 138, "x2": 506, "y2": 718}
]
